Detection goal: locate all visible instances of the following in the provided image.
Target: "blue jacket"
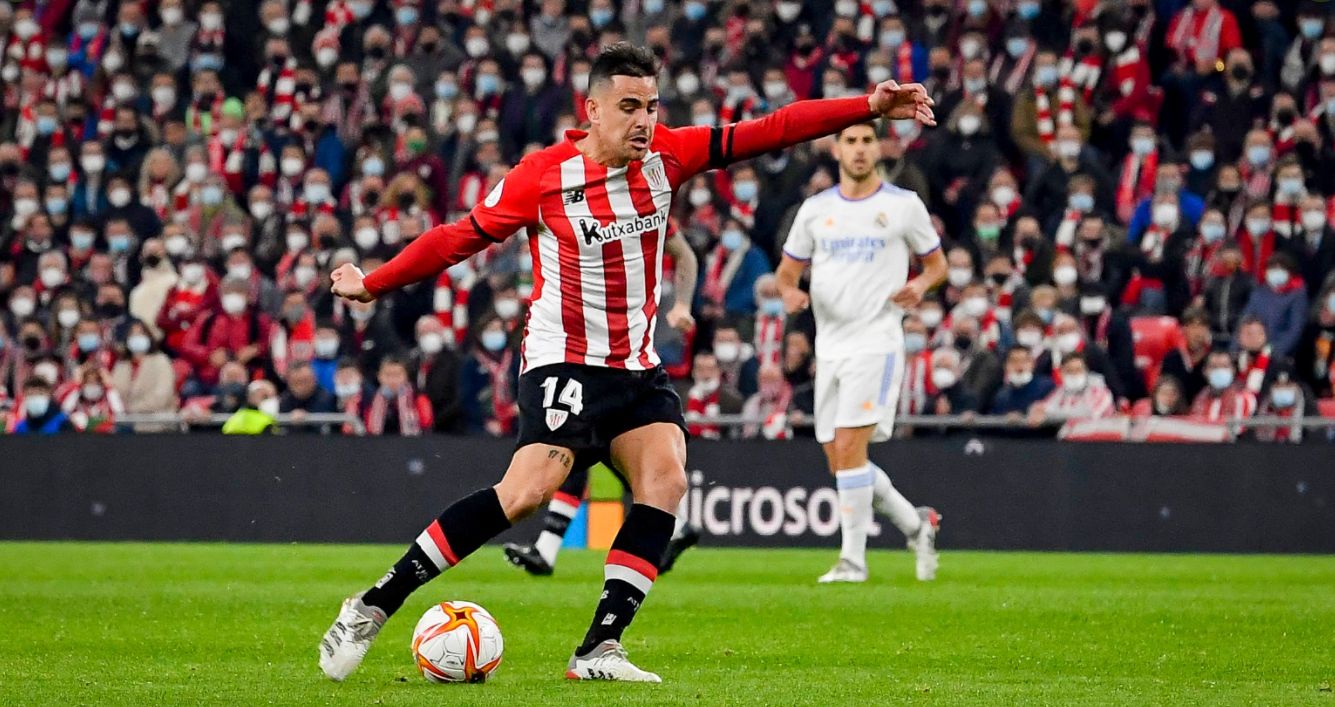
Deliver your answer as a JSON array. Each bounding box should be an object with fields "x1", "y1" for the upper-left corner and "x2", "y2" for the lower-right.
[
  {"x1": 1240, "y1": 284, "x2": 1309, "y2": 357},
  {"x1": 698, "y1": 246, "x2": 772, "y2": 317},
  {"x1": 12, "y1": 411, "x2": 73, "y2": 435},
  {"x1": 311, "y1": 357, "x2": 338, "y2": 394},
  {"x1": 988, "y1": 375, "x2": 1056, "y2": 414},
  {"x1": 1127, "y1": 189, "x2": 1205, "y2": 245}
]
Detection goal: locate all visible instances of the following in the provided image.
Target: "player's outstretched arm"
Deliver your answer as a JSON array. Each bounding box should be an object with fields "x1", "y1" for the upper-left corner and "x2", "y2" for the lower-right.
[
  {"x1": 674, "y1": 81, "x2": 936, "y2": 176},
  {"x1": 663, "y1": 229, "x2": 697, "y2": 331},
  {"x1": 330, "y1": 218, "x2": 496, "y2": 302}
]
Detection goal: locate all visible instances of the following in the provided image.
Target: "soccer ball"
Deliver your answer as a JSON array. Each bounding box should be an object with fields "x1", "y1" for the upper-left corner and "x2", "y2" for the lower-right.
[{"x1": 411, "y1": 600, "x2": 504, "y2": 683}]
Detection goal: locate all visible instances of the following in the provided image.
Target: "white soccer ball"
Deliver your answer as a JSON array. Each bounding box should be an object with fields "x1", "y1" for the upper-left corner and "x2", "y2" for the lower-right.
[{"x1": 411, "y1": 600, "x2": 504, "y2": 683}]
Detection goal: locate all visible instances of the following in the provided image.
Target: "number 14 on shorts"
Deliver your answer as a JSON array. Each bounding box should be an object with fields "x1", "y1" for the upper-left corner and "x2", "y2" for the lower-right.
[{"x1": 540, "y1": 376, "x2": 584, "y2": 430}]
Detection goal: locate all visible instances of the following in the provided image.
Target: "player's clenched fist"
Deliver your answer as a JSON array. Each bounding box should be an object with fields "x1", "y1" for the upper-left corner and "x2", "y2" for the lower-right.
[
  {"x1": 781, "y1": 287, "x2": 809, "y2": 315},
  {"x1": 330, "y1": 262, "x2": 375, "y2": 302}
]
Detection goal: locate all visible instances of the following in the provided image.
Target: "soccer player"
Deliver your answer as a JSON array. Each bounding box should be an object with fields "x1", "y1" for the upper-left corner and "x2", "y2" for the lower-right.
[
  {"x1": 775, "y1": 122, "x2": 947, "y2": 584},
  {"x1": 502, "y1": 459, "x2": 700, "y2": 576},
  {"x1": 320, "y1": 43, "x2": 936, "y2": 682}
]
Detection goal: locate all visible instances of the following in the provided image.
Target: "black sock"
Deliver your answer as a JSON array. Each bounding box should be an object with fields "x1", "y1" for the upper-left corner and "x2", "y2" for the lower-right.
[
  {"x1": 576, "y1": 503, "x2": 675, "y2": 656},
  {"x1": 362, "y1": 488, "x2": 511, "y2": 616}
]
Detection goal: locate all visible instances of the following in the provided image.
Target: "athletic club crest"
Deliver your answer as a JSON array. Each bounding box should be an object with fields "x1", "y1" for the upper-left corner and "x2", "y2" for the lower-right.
[
  {"x1": 643, "y1": 161, "x2": 666, "y2": 191},
  {"x1": 545, "y1": 408, "x2": 569, "y2": 430}
]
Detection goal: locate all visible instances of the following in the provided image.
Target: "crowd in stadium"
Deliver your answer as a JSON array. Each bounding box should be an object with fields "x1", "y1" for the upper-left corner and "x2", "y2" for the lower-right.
[{"x1": 1, "y1": 0, "x2": 1334, "y2": 440}]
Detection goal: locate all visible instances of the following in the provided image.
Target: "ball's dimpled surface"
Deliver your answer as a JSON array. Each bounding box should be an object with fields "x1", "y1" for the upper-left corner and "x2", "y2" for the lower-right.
[{"x1": 411, "y1": 601, "x2": 504, "y2": 683}]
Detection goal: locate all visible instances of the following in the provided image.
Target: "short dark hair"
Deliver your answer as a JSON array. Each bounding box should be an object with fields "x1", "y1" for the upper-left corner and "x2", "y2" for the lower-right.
[
  {"x1": 588, "y1": 42, "x2": 658, "y2": 91},
  {"x1": 22, "y1": 376, "x2": 51, "y2": 392},
  {"x1": 836, "y1": 121, "x2": 879, "y2": 139}
]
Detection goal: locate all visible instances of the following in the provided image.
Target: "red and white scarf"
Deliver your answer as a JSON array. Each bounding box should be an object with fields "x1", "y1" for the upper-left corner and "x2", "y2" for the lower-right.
[
  {"x1": 1183, "y1": 237, "x2": 1223, "y2": 296},
  {"x1": 257, "y1": 59, "x2": 299, "y2": 128},
  {"x1": 434, "y1": 271, "x2": 473, "y2": 347},
  {"x1": 899, "y1": 350, "x2": 932, "y2": 415},
  {"x1": 477, "y1": 348, "x2": 516, "y2": 435},
  {"x1": 1059, "y1": 51, "x2": 1103, "y2": 104},
  {"x1": 1271, "y1": 200, "x2": 1300, "y2": 240},
  {"x1": 753, "y1": 314, "x2": 784, "y2": 369},
  {"x1": 270, "y1": 315, "x2": 315, "y2": 378},
  {"x1": 1193, "y1": 386, "x2": 1255, "y2": 422},
  {"x1": 894, "y1": 42, "x2": 917, "y2": 83},
  {"x1": 686, "y1": 383, "x2": 722, "y2": 439},
  {"x1": 702, "y1": 244, "x2": 747, "y2": 306},
  {"x1": 1055, "y1": 207, "x2": 1085, "y2": 250},
  {"x1": 1169, "y1": 5, "x2": 1224, "y2": 65},
  {"x1": 1034, "y1": 78, "x2": 1077, "y2": 146},
  {"x1": 362, "y1": 387, "x2": 423, "y2": 436},
  {"x1": 1116, "y1": 149, "x2": 1158, "y2": 225},
  {"x1": 990, "y1": 44, "x2": 1034, "y2": 95},
  {"x1": 1237, "y1": 345, "x2": 1271, "y2": 394},
  {"x1": 1109, "y1": 46, "x2": 1145, "y2": 99}
]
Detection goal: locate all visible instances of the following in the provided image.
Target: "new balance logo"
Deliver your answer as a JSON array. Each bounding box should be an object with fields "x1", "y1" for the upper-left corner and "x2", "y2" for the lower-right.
[
  {"x1": 577, "y1": 212, "x2": 667, "y2": 246},
  {"x1": 564, "y1": 189, "x2": 585, "y2": 204},
  {"x1": 601, "y1": 613, "x2": 617, "y2": 626}
]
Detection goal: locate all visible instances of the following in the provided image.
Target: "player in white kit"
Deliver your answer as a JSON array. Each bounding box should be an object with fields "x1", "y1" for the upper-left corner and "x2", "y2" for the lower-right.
[{"x1": 776, "y1": 122, "x2": 947, "y2": 583}]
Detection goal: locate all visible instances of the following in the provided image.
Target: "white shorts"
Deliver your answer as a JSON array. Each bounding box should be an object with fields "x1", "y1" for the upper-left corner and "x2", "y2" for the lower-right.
[{"x1": 814, "y1": 352, "x2": 904, "y2": 444}]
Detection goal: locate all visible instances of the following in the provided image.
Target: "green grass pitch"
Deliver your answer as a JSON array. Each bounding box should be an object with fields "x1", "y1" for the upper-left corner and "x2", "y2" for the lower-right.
[{"x1": 2, "y1": 542, "x2": 1332, "y2": 705}]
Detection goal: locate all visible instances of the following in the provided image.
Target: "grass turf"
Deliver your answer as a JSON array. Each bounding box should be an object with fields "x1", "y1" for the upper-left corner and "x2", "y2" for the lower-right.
[{"x1": 1, "y1": 543, "x2": 1332, "y2": 706}]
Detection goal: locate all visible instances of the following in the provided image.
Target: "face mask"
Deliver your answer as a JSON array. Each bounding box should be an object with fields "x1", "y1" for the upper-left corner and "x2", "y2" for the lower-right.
[
  {"x1": 455, "y1": 113, "x2": 478, "y2": 134},
  {"x1": 521, "y1": 67, "x2": 547, "y2": 90},
  {"x1": 10, "y1": 297, "x2": 35, "y2": 317},
  {"x1": 689, "y1": 188, "x2": 712, "y2": 207},
  {"x1": 1062, "y1": 373, "x2": 1088, "y2": 392},
  {"x1": 777, "y1": 1, "x2": 802, "y2": 21},
  {"x1": 1208, "y1": 368, "x2": 1234, "y2": 390},
  {"x1": 1322, "y1": 54, "x2": 1335, "y2": 75},
  {"x1": 222, "y1": 293, "x2": 247, "y2": 315},
  {"x1": 962, "y1": 296, "x2": 988, "y2": 318},
  {"x1": 81, "y1": 153, "x2": 106, "y2": 173},
  {"x1": 1104, "y1": 31, "x2": 1128, "y2": 53},
  {"x1": 1301, "y1": 210, "x2": 1324, "y2": 232},
  {"x1": 991, "y1": 186, "x2": 1016, "y2": 208},
  {"x1": 25, "y1": 395, "x2": 51, "y2": 418},
  {"x1": 1152, "y1": 203, "x2": 1179, "y2": 229},
  {"x1": 476, "y1": 74, "x2": 500, "y2": 96},
  {"x1": 36, "y1": 115, "x2": 58, "y2": 135},
  {"x1": 684, "y1": 1, "x2": 707, "y2": 20},
  {"x1": 222, "y1": 234, "x2": 247, "y2": 252},
  {"x1": 46, "y1": 198, "x2": 68, "y2": 216},
  {"x1": 109, "y1": 188, "x2": 133, "y2": 208},
  {"x1": 823, "y1": 83, "x2": 847, "y2": 98},
  {"x1": 948, "y1": 267, "x2": 973, "y2": 288},
  {"x1": 1035, "y1": 65, "x2": 1059, "y2": 87},
  {"x1": 1246, "y1": 145, "x2": 1271, "y2": 167},
  {"x1": 465, "y1": 37, "x2": 490, "y2": 58},
  {"x1": 70, "y1": 231, "x2": 95, "y2": 251},
  {"x1": 80, "y1": 382, "x2": 105, "y2": 401},
  {"x1": 760, "y1": 298, "x2": 785, "y2": 317},
  {"x1": 964, "y1": 76, "x2": 987, "y2": 94},
  {"x1": 675, "y1": 73, "x2": 703, "y2": 97},
  {"x1": 481, "y1": 330, "x2": 508, "y2": 352},
  {"x1": 765, "y1": 79, "x2": 791, "y2": 99},
  {"x1": 1192, "y1": 222, "x2": 1223, "y2": 245},
  {"x1": 1270, "y1": 387, "x2": 1297, "y2": 409},
  {"x1": 316, "y1": 47, "x2": 340, "y2": 68},
  {"x1": 1265, "y1": 268, "x2": 1289, "y2": 289},
  {"x1": 1278, "y1": 177, "x2": 1304, "y2": 197},
  {"x1": 181, "y1": 263, "x2": 205, "y2": 284},
  {"x1": 244, "y1": 199, "x2": 273, "y2": 220},
  {"x1": 201, "y1": 185, "x2": 224, "y2": 206},
  {"x1": 904, "y1": 332, "x2": 927, "y2": 353},
  {"x1": 721, "y1": 230, "x2": 745, "y2": 251},
  {"x1": 1079, "y1": 297, "x2": 1106, "y2": 316},
  {"x1": 1006, "y1": 37, "x2": 1029, "y2": 58},
  {"x1": 1008, "y1": 370, "x2": 1033, "y2": 387},
  {"x1": 959, "y1": 38, "x2": 982, "y2": 60},
  {"x1": 920, "y1": 309, "x2": 943, "y2": 328},
  {"x1": 305, "y1": 183, "x2": 331, "y2": 203},
  {"x1": 281, "y1": 157, "x2": 304, "y2": 177},
  {"x1": 1053, "y1": 265, "x2": 1078, "y2": 286},
  {"x1": 1246, "y1": 218, "x2": 1272, "y2": 236},
  {"x1": 1068, "y1": 192, "x2": 1094, "y2": 212},
  {"x1": 389, "y1": 82, "x2": 412, "y2": 102},
  {"x1": 282, "y1": 231, "x2": 308, "y2": 253},
  {"x1": 77, "y1": 332, "x2": 101, "y2": 352},
  {"x1": 931, "y1": 368, "x2": 958, "y2": 389},
  {"x1": 355, "y1": 227, "x2": 380, "y2": 250},
  {"x1": 880, "y1": 30, "x2": 906, "y2": 50},
  {"x1": 494, "y1": 298, "x2": 521, "y2": 320},
  {"x1": 103, "y1": 52, "x2": 125, "y2": 73},
  {"x1": 44, "y1": 269, "x2": 68, "y2": 290},
  {"x1": 1188, "y1": 150, "x2": 1215, "y2": 171},
  {"x1": 316, "y1": 338, "x2": 340, "y2": 358},
  {"x1": 732, "y1": 181, "x2": 758, "y2": 202},
  {"x1": 714, "y1": 342, "x2": 740, "y2": 363},
  {"x1": 1057, "y1": 140, "x2": 1081, "y2": 160},
  {"x1": 893, "y1": 119, "x2": 917, "y2": 137},
  {"x1": 1327, "y1": 293, "x2": 1335, "y2": 313},
  {"x1": 126, "y1": 333, "x2": 152, "y2": 354},
  {"x1": 1130, "y1": 136, "x2": 1155, "y2": 156},
  {"x1": 958, "y1": 114, "x2": 982, "y2": 136},
  {"x1": 1057, "y1": 332, "x2": 1082, "y2": 353},
  {"x1": 350, "y1": 305, "x2": 375, "y2": 322}
]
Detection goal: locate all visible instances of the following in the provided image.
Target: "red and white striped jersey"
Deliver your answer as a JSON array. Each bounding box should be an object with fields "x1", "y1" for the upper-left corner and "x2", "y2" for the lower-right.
[{"x1": 468, "y1": 127, "x2": 714, "y2": 373}]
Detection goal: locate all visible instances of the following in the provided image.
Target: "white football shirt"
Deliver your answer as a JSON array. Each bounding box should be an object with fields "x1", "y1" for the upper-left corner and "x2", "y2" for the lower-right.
[{"x1": 782, "y1": 183, "x2": 941, "y2": 359}]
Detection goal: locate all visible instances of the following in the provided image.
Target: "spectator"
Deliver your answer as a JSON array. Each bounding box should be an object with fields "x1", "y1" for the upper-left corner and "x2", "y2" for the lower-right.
[
  {"x1": 740, "y1": 364, "x2": 793, "y2": 440},
  {"x1": 8, "y1": 376, "x2": 75, "y2": 435},
  {"x1": 279, "y1": 361, "x2": 338, "y2": 433},
  {"x1": 1012, "y1": 49, "x2": 1091, "y2": 173},
  {"x1": 111, "y1": 320, "x2": 178, "y2": 422},
  {"x1": 222, "y1": 379, "x2": 279, "y2": 435},
  {"x1": 1252, "y1": 372, "x2": 1320, "y2": 444},
  {"x1": 947, "y1": 311, "x2": 1003, "y2": 408},
  {"x1": 1233, "y1": 316, "x2": 1287, "y2": 397},
  {"x1": 1240, "y1": 254, "x2": 1308, "y2": 358},
  {"x1": 924, "y1": 346, "x2": 980, "y2": 417},
  {"x1": 1036, "y1": 313, "x2": 1129, "y2": 403},
  {"x1": 1161, "y1": 308, "x2": 1214, "y2": 401},
  {"x1": 156, "y1": 256, "x2": 217, "y2": 356},
  {"x1": 699, "y1": 219, "x2": 771, "y2": 320},
  {"x1": 179, "y1": 277, "x2": 276, "y2": 388},
  {"x1": 458, "y1": 317, "x2": 518, "y2": 437},
  {"x1": 351, "y1": 355, "x2": 434, "y2": 437},
  {"x1": 1190, "y1": 350, "x2": 1257, "y2": 422},
  {"x1": 1286, "y1": 193, "x2": 1335, "y2": 298},
  {"x1": 989, "y1": 345, "x2": 1055, "y2": 416},
  {"x1": 711, "y1": 322, "x2": 760, "y2": 399},
  {"x1": 128, "y1": 238, "x2": 176, "y2": 340},
  {"x1": 333, "y1": 359, "x2": 369, "y2": 413},
  {"x1": 1140, "y1": 375, "x2": 1190, "y2": 417},
  {"x1": 685, "y1": 351, "x2": 741, "y2": 440},
  {"x1": 339, "y1": 299, "x2": 403, "y2": 376},
  {"x1": 60, "y1": 364, "x2": 124, "y2": 433},
  {"x1": 1202, "y1": 244, "x2": 1253, "y2": 344},
  {"x1": 1295, "y1": 282, "x2": 1335, "y2": 398},
  {"x1": 1029, "y1": 351, "x2": 1115, "y2": 424},
  {"x1": 411, "y1": 316, "x2": 462, "y2": 434}
]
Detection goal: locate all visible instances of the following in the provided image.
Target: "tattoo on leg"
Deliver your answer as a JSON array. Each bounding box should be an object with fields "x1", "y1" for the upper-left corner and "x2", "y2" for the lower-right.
[{"x1": 547, "y1": 450, "x2": 573, "y2": 469}]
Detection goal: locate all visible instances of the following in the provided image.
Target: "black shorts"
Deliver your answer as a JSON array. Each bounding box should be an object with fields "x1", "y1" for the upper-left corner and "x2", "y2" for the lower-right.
[{"x1": 516, "y1": 362, "x2": 688, "y2": 456}]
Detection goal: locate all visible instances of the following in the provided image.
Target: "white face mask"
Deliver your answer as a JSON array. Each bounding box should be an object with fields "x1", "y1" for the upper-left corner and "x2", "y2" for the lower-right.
[
  {"x1": 83, "y1": 383, "x2": 105, "y2": 401},
  {"x1": 317, "y1": 47, "x2": 340, "y2": 68},
  {"x1": 919, "y1": 309, "x2": 943, "y2": 329},
  {"x1": 1057, "y1": 332, "x2": 1082, "y2": 353},
  {"x1": 294, "y1": 266, "x2": 317, "y2": 287},
  {"x1": 286, "y1": 232, "x2": 309, "y2": 252},
  {"x1": 127, "y1": 334, "x2": 151, "y2": 354},
  {"x1": 222, "y1": 234, "x2": 247, "y2": 252},
  {"x1": 1265, "y1": 268, "x2": 1289, "y2": 289},
  {"x1": 355, "y1": 227, "x2": 380, "y2": 250},
  {"x1": 419, "y1": 331, "x2": 445, "y2": 354},
  {"x1": 714, "y1": 342, "x2": 740, "y2": 363},
  {"x1": 25, "y1": 395, "x2": 51, "y2": 418},
  {"x1": 9, "y1": 297, "x2": 35, "y2": 317},
  {"x1": 281, "y1": 157, "x2": 304, "y2": 177},
  {"x1": 161, "y1": 6, "x2": 184, "y2": 25},
  {"x1": 962, "y1": 296, "x2": 988, "y2": 318},
  {"x1": 1008, "y1": 370, "x2": 1033, "y2": 387},
  {"x1": 228, "y1": 263, "x2": 252, "y2": 280},
  {"x1": 991, "y1": 185, "x2": 1016, "y2": 207},
  {"x1": 1302, "y1": 210, "x2": 1325, "y2": 232},
  {"x1": 42, "y1": 268, "x2": 67, "y2": 289},
  {"x1": 1152, "y1": 203, "x2": 1180, "y2": 229},
  {"x1": 389, "y1": 82, "x2": 412, "y2": 101},
  {"x1": 82, "y1": 154, "x2": 106, "y2": 173},
  {"x1": 108, "y1": 188, "x2": 133, "y2": 207},
  {"x1": 931, "y1": 368, "x2": 957, "y2": 389},
  {"x1": 57, "y1": 308, "x2": 81, "y2": 329},
  {"x1": 494, "y1": 298, "x2": 521, "y2": 320},
  {"x1": 1062, "y1": 373, "x2": 1088, "y2": 392},
  {"x1": 258, "y1": 397, "x2": 281, "y2": 417},
  {"x1": 1053, "y1": 265, "x2": 1078, "y2": 286},
  {"x1": 1079, "y1": 296, "x2": 1106, "y2": 316},
  {"x1": 186, "y1": 162, "x2": 208, "y2": 183},
  {"x1": 221, "y1": 292, "x2": 248, "y2": 315},
  {"x1": 688, "y1": 188, "x2": 711, "y2": 207},
  {"x1": 250, "y1": 201, "x2": 274, "y2": 220},
  {"x1": 948, "y1": 267, "x2": 973, "y2": 288}
]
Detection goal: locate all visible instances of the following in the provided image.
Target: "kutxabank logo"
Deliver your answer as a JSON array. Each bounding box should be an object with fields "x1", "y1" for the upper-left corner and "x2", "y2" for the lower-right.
[{"x1": 577, "y1": 211, "x2": 667, "y2": 246}]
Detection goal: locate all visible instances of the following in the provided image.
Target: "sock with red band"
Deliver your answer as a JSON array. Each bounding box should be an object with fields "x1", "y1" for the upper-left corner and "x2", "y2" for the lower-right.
[
  {"x1": 361, "y1": 488, "x2": 511, "y2": 616},
  {"x1": 535, "y1": 465, "x2": 589, "y2": 566},
  {"x1": 576, "y1": 503, "x2": 675, "y2": 656}
]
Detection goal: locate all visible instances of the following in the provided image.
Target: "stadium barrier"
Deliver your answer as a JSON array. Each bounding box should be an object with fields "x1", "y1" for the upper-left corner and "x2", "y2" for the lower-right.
[{"x1": 3, "y1": 435, "x2": 1331, "y2": 553}]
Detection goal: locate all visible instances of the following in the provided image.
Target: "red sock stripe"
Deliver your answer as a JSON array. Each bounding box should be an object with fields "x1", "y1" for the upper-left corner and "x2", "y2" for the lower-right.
[
  {"x1": 426, "y1": 519, "x2": 460, "y2": 566},
  {"x1": 606, "y1": 549, "x2": 658, "y2": 582},
  {"x1": 553, "y1": 491, "x2": 581, "y2": 508}
]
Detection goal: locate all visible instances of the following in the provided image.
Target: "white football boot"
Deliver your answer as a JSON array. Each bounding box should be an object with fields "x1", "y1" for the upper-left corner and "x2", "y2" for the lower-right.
[
  {"x1": 318, "y1": 592, "x2": 387, "y2": 681},
  {"x1": 911, "y1": 507, "x2": 941, "y2": 581},
  {"x1": 817, "y1": 558, "x2": 868, "y2": 584},
  {"x1": 566, "y1": 640, "x2": 662, "y2": 683}
]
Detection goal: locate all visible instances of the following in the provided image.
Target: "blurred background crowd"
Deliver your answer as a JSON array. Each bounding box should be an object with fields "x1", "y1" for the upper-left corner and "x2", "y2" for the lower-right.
[{"x1": 2, "y1": 0, "x2": 1335, "y2": 440}]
